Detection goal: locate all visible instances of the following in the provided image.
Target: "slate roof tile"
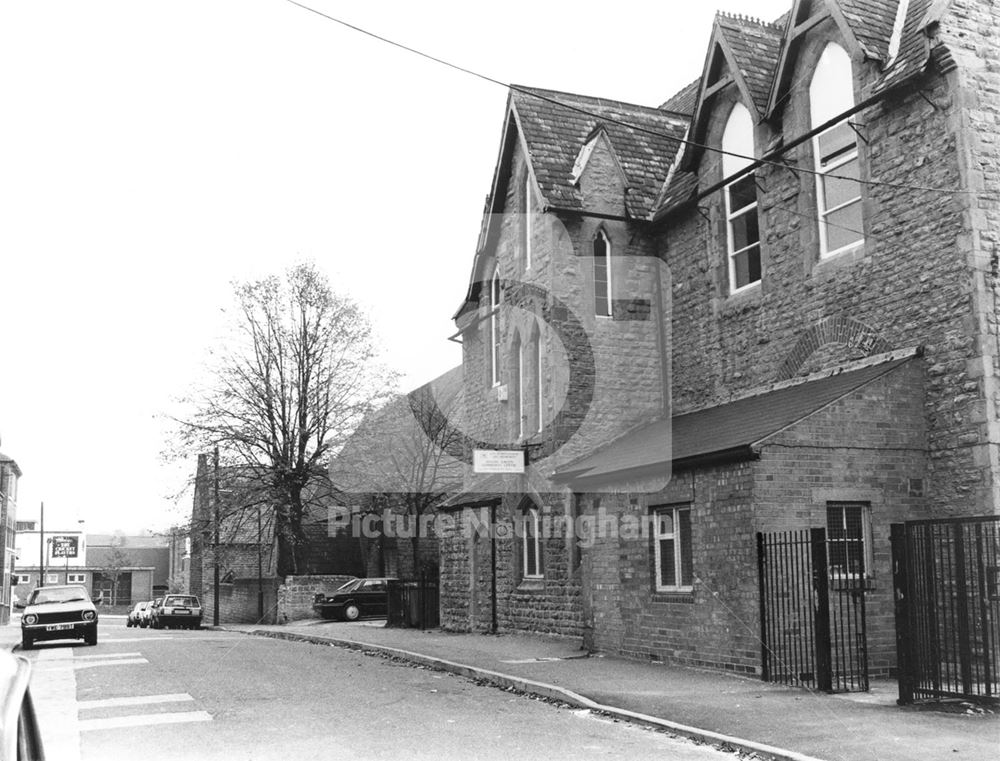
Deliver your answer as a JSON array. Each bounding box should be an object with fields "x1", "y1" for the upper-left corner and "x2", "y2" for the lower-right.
[
  {"x1": 874, "y1": 0, "x2": 934, "y2": 93},
  {"x1": 716, "y1": 13, "x2": 785, "y2": 116},
  {"x1": 839, "y1": 0, "x2": 900, "y2": 60},
  {"x1": 512, "y1": 86, "x2": 689, "y2": 219}
]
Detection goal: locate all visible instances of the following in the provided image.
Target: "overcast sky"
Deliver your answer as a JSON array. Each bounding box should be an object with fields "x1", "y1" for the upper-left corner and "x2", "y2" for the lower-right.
[{"x1": 0, "y1": 0, "x2": 793, "y2": 533}]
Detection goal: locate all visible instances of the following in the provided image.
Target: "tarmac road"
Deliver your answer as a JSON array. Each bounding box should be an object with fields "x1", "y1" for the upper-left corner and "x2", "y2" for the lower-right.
[{"x1": 18, "y1": 619, "x2": 735, "y2": 761}]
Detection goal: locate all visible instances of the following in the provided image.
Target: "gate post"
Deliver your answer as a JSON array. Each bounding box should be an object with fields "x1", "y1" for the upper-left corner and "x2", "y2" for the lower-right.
[
  {"x1": 756, "y1": 532, "x2": 769, "y2": 682},
  {"x1": 891, "y1": 523, "x2": 913, "y2": 704},
  {"x1": 811, "y1": 528, "x2": 833, "y2": 692}
]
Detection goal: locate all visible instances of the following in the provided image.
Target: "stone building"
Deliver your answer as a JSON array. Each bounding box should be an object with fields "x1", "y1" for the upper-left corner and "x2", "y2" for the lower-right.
[
  {"x1": 0, "y1": 451, "x2": 21, "y2": 624},
  {"x1": 439, "y1": 0, "x2": 999, "y2": 678}
]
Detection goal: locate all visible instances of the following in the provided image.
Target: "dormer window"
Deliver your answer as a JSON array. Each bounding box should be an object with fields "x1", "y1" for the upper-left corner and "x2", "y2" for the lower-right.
[
  {"x1": 489, "y1": 267, "x2": 501, "y2": 387},
  {"x1": 810, "y1": 42, "x2": 864, "y2": 258},
  {"x1": 722, "y1": 102, "x2": 760, "y2": 293},
  {"x1": 594, "y1": 229, "x2": 612, "y2": 317}
]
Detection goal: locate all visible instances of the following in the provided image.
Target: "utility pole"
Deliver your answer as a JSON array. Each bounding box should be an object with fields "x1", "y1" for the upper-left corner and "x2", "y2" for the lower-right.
[
  {"x1": 213, "y1": 447, "x2": 220, "y2": 627},
  {"x1": 39, "y1": 502, "x2": 45, "y2": 588},
  {"x1": 257, "y1": 504, "x2": 264, "y2": 622}
]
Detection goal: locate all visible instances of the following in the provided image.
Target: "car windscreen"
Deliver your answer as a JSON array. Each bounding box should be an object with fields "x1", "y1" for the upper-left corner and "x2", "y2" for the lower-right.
[
  {"x1": 164, "y1": 596, "x2": 198, "y2": 607},
  {"x1": 335, "y1": 579, "x2": 364, "y2": 593},
  {"x1": 29, "y1": 586, "x2": 89, "y2": 605}
]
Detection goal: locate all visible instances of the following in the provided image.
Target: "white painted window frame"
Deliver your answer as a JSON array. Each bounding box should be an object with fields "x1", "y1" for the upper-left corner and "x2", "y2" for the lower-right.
[
  {"x1": 653, "y1": 505, "x2": 693, "y2": 592},
  {"x1": 490, "y1": 267, "x2": 501, "y2": 387},
  {"x1": 522, "y1": 508, "x2": 543, "y2": 579},
  {"x1": 594, "y1": 229, "x2": 612, "y2": 317}
]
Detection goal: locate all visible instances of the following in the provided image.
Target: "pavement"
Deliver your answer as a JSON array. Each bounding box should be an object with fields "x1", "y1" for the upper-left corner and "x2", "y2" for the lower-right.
[{"x1": 218, "y1": 619, "x2": 999, "y2": 761}]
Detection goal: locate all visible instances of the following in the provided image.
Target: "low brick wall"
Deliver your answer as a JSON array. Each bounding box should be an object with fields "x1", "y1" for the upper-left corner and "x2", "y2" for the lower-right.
[{"x1": 277, "y1": 574, "x2": 356, "y2": 623}]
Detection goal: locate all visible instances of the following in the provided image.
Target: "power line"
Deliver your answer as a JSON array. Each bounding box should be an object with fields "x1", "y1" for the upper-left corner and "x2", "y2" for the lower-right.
[{"x1": 285, "y1": 0, "x2": 994, "y2": 204}]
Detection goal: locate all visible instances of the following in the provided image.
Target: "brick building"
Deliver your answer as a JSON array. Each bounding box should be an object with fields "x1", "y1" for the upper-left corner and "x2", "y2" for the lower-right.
[
  {"x1": 0, "y1": 452, "x2": 21, "y2": 624},
  {"x1": 439, "y1": 0, "x2": 999, "y2": 678}
]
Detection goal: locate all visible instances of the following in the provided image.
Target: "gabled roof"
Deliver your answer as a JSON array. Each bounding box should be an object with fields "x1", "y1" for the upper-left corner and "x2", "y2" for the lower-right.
[
  {"x1": 659, "y1": 79, "x2": 700, "y2": 116},
  {"x1": 510, "y1": 86, "x2": 688, "y2": 219},
  {"x1": 873, "y1": 0, "x2": 940, "y2": 94},
  {"x1": 838, "y1": 0, "x2": 901, "y2": 60},
  {"x1": 552, "y1": 353, "x2": 915, "y2": 484},
  {"x1": 716, "y1": 13, "x2": 785, "y2": 117}
]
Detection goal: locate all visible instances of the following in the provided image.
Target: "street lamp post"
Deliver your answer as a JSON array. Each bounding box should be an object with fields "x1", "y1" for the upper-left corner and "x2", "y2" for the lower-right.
[{"x1": 257, "y1": 504, "x2": 264, "y2": 622}]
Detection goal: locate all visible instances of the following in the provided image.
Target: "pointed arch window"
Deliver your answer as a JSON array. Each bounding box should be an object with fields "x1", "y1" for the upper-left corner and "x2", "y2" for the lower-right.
[
  {"x1": 810, "y1": 43, "x2": 864, "y2": 258},
  {"x1": 534, "y1": 328, "x2": 543, "y2": 434},
  {"x1": 489, "y1": 267, "x2": 501, "y2": 387},
  {"x1": 524, "y1": 173, "x2": 533, "y2": 270},
  {"x1": 593, "y1": 229, "x2": 612, "y2": 317},
  {"x1": 512, "y1": 331, "x2": 524, "y2": 439},
  {"x1": 522, "y1": 506, "x2": 542, "y2": 579},
  {"x1": 722, "y1": 102, "x2": 761, "y2": 292}
]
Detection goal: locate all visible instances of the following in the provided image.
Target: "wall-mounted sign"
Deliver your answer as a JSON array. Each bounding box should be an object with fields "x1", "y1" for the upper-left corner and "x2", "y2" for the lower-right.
[
  {"x1": 51, "y1": 535, "x2": 79, "y2": 558},
  {"x1": 473, "y1": 449, "x2": 525, "y2": 474}
]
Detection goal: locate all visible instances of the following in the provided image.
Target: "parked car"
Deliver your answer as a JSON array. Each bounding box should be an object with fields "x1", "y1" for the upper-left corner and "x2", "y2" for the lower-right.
[
  {"x1": 138, "y1": 600, "x2": 155, "y2": 628},
  {"x1": 0, "y1": 650, "x2": 45, "y2": 760},
  {"x1": 151, "y1": 595, "x2": 202, "y2": 630},
  {"x1": 312, "y1": 577, "x2": 395, "y2": 621},
  {"x1": 18, "y1": 584, "x2": 98, "y2": 649},
  {"x1": 126, "y1": 601, "x2": 149, "y2": 628}
]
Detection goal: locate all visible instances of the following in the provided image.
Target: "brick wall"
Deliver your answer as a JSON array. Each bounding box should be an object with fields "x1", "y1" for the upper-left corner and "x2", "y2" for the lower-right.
[
  {"x1": 276, "y1": 574, "x2": 356, "y2": 623},
  {"x1": 201, "y1": 577, "x2": 280, "y2": 625}
]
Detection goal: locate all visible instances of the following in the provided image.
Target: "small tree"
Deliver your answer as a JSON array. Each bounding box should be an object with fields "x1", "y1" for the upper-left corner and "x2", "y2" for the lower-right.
[
  {"x1": 103, "y1": 543, "x2": 131, "y2": 606},
  {"x1": 170, "y1": 262, "x2": 396, "y2": 576}
]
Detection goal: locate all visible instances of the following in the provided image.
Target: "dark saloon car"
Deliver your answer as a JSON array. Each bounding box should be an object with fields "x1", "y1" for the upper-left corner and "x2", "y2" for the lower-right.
[
  {"x1": 312, "y1": 578, "x2": 395, "y2": 621},
  {"x1": 151, "y1": 595, "x2": 202, "y2": 630},
  {"x1": 19, "y1": 584, "x2": 98, "y2": 649}
]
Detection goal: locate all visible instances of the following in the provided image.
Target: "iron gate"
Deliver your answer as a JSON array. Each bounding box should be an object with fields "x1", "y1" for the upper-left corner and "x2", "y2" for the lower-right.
[
  {"x1": 891, "y1": 517, "x2": 1000, "y2": 704},
  {"x1": 757, "y1": 528, "x2": 869, "y2": 692}
]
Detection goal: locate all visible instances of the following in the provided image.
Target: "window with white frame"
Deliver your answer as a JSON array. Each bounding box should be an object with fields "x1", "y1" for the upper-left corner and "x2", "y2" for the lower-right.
[
  {"x1": 810, "y1": 42, "x2": 864, "y2": 258},
  {"x1": 826, "y1": 502, "x2": 873, "y2": 578},
  {"x1": 67, "y1": 573, "x2": 86, "y2": 584},
  {"x1": 524, "y1": 173, "x2": 533, "y2": 270},
  {"x1": 489, "y1": 267, "x2": 501, "y2": 386},
  {"x1": 513, "y1": 332, "x2": 524, "y2": 439},
  {"x1": 653, "y1": 505, "x2": 693, "y2": 591},
  {"x1": 17, "y1": 575, "x2": 31, "y2": 585},
  {"x1": 722, "y1": 102, "x2": 761, "y2": 292},
  {"x1": 46, "y1": 574, "x2": 59, "y2": 584},
  {"x1": 593, "y1": 229, "x2": 612, "y2": 316},
  {"x1": 522, "y1": 507, "x2": 542, "y2": 579},
  {"x1": 534, "y1": 331, "x2": 543, "y2": 433}
]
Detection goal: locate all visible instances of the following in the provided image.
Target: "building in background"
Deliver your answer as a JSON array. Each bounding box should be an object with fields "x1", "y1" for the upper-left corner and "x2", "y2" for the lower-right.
[{"x1": 0, "y1": 451, "x2": 21, "y2": 624}]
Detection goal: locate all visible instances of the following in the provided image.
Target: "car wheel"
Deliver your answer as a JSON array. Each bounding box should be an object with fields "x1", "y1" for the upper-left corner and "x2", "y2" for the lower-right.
[
  {"x1": 342, "y1": 603, "x2": 361, "y2": 621},
  {"x1": 21, "y1": 635, "x2": 33, "y2": 651},
  {"x1": 85, "y1": 628, "x2": 98, "y2": 646}
]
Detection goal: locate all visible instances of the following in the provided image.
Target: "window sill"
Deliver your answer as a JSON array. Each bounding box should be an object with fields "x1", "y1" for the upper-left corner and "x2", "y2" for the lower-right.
[
  {"x1": 725, "y1": 280, "x2": 761, "y2": 303},
  {"x1": 518, "y1": 578, "x2": 545, "y2": 592},
  {"x1": 811, "y1": 243, "x2": 865, "y2": 278},
  {"x1": 651, "y1": 590, "x2": 695, "y2": 603}
]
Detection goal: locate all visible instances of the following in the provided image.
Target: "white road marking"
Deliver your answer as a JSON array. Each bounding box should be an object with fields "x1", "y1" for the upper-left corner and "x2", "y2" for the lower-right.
[
  {"x1": 31, "y1": 648, "x2": 82, "y2": 761},
  {"x1": 73, "y1": 651, "x2": 143, "y2": 660},
  {"x1": 79, "y1": 710, "x2": 213, "y2": 731},
  {"x1": 73, "y1": 657, "x2": 148, "y2": 669},
  {"x1": 78, "y1": 693, "x2": 194, "y2": 710}
]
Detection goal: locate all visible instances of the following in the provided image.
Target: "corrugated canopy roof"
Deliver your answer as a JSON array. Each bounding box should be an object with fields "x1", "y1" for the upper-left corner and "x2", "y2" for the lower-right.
[{"x1": 553, "y1": 355, "x2": 914, "y2": 484}]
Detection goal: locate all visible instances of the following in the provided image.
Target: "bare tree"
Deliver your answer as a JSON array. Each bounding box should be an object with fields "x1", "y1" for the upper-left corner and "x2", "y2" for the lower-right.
[
  {"x1": 331, "y1": 367, "x2": 464, "y2": 576},
  {"x1": 103, "y1": 542, "x2": 132, "y2": 606},
  {"x1": 171, "y1": 262, "x2": 395, "y2": 576}
]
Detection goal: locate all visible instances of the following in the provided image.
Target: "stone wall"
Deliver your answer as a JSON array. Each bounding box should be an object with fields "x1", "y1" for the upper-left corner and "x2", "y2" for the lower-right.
[{"x1": 276, "y1": 574, "x2": 356, "y2": 623}]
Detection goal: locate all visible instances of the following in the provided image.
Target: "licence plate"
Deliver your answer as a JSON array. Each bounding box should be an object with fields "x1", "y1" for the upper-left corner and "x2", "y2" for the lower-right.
[
  {"x1": 46, "y1": 623, "x2": 73, "y2": 631},
  {"x1": 173, "y1": 609, "x2": 190, "y2": 614}
]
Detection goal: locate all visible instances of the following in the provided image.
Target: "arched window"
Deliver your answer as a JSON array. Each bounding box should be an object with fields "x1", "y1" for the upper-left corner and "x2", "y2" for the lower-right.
[
  {"x1": 512, "y1": 331, "x2": 524, "y2": 439},
  {"x1": 593, "y1": 229, "x2": 612, "y2": 316},
  {"x1": 534, "y1": 326, "x2": 543, "y2": 434},
  {"x1": 722, "y1": 102, "x2": 760, "y2": 292},
  {"x1": 489, "y1": 267, "x2": 501, "y2": 387},
  {"x1": 522, "y1": 506, "x2": 542, "y2": 579},
  {"x1": 524, "y1": 173, "x2": 533, "y2": 270},
  {"x1": 810, "y1": 43, "x2": 864, "y2": 257}
]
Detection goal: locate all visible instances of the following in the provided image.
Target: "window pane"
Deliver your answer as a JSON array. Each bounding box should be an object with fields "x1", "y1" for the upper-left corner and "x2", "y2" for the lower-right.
[
  {"x1": 821, "y1": 156, "x2": 860, "y2": 210},
  {"x1": 823, "y1": 201, "x2": 864, "y2": 252},
  {"x1": 678, "y1": 509, "x2": 693, "y2": 586},
  {"x1": 728, "y1": 175, "x2": 757, "y2": 212},
  {"x1": 658, "y1": 512, "x2": 673, "y2": 537},
  {"x1": 732, "y1": 245, "x2": 761, "y2": 289},
  {"x1": 817, "y1": 121, "x2": 855, "y2": 165},
  {"x1": 594, "y1": 234, "x2": 610, "y2": 315},
  {"x1": 659, "y1": 538, "x2": 676, "y2": 587},
  {"x1": 730, "y1": 210, "x2": 760, "y2": 254}
]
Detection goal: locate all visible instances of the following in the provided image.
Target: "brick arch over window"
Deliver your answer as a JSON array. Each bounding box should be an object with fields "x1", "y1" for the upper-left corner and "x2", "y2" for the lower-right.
[{"x1": 775, "y1": 316, "x2": 892, "y2": 381}]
